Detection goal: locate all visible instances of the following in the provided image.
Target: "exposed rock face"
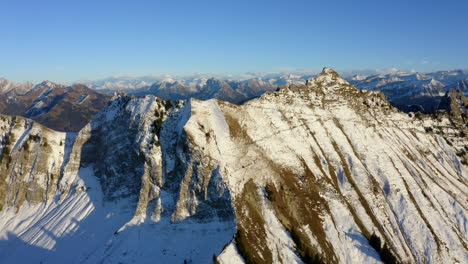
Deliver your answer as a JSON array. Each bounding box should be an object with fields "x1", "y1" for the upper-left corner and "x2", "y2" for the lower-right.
[
  {"x1": 438, "y1": 89, "x2": 468, "y2": 119},
  {"x1": 0, "y1": 114, "x2": 67, "y2": 210},
  {"x1": 434, "y1": 89, "x2": 468, "y2": 164},
  {"x1": 0, "y1": 68, "x2": 466, "y2": 263}
]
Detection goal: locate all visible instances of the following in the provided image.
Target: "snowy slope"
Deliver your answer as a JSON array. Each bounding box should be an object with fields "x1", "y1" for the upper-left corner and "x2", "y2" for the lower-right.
[
  {"x1": 0, "y1": 68, "x2": 466, "y2": 263},
  {"x1": 0, "y1": 94, "x2": 236, "y2": 263},
  {"x1": 186, "y1": 68, "x2": 467, "y2": 263}
]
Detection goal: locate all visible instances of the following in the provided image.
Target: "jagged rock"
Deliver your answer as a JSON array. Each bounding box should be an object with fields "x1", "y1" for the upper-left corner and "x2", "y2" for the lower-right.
[{"x1": 0, "y1": 69, "x2": 466, "y2": 264}]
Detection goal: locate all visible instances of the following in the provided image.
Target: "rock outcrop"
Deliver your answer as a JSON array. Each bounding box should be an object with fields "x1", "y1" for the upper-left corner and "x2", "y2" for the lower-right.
[{"x1": 0, "y1": 68, "x2": 466, "y2": 264}]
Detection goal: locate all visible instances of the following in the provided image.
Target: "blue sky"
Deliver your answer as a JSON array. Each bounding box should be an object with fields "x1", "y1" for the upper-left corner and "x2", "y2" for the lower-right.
[{"x1": 1, "y1": 0, "x2": 467, "y2": 83}]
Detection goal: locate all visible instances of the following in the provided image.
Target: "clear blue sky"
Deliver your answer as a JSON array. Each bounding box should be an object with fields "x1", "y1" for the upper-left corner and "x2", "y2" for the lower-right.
[{"x1": 1, "y1": 0, "x2": 467, "y2": 83}]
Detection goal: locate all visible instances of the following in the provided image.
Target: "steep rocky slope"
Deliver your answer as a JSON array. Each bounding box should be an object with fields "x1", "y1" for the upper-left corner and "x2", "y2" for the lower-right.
[
  {"x1": 424, "y1": 89, "x2": 468, "y2": 164},
  {"x1": 0, "y1": 69, "x2": 466, "y2": 263}
]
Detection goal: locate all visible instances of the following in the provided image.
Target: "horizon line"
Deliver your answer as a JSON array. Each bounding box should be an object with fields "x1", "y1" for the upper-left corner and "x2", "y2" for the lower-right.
[{"x1": 1, "y1": 67, "x2": 467, "y2": 85}]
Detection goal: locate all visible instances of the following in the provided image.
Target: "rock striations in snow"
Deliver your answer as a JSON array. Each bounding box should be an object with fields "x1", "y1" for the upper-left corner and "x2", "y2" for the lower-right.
[{"x1": 0, "y1": 68, "x2": 466, "y2": 263}]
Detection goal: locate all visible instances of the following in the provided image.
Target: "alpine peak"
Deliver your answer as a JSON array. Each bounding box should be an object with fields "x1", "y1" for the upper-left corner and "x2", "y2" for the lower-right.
[
  {"x1": 305, "y1": 67, "x2": 355, "y2": 92},
  {"x1": 32, "y1": 80, "x2": 64, "y2": 90},
  {"x1": 321, "y1": 67, "x2": 338, "y2": 75}
]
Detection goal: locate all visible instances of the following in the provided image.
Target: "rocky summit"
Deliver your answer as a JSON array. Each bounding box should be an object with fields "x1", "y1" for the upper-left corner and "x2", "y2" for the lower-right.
[{"x1": 0, "y1": 68, "x2": 466, "y2": 263}]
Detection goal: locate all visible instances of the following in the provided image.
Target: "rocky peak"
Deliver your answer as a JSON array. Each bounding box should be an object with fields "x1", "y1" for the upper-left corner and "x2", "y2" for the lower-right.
[
  {"x1": 321, "y1": 67, "x2": 338, "y2": 75},
  {"x1": 306, "y1": 67, "x2": 353, "y2": 90},
  {"x1": 0, "y1": 78, "x2": 34, "y2": 94},
  {"x1": 283, "y1": 67, "x2": 355, "y2": 97},
  {"x1": 32, "y1": 80, "x2": 64, "y2": 91},
  {"x1": 111, "y1": 90, "x2": 129, "y2": 100},
  {"x1": 428, "y1": 78, "x2": 444, "y2": 86},
  {"x1": 265, "y1": 67, "x2": 390, "y2": 115},
  {"x1": 0, "y1": 76, "x2": 467, "y2": 263},
  {"x1": 0, "y1": 78, "x2": 14, "y2": 93},
  {"x1": 439, "y1": 89, "x2": 467, "y2": 113}
]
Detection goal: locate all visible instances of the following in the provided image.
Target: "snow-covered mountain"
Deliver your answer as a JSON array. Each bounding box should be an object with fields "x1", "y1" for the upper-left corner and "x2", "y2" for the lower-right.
[
  {"x1": 81, "y1": 73, "x2": 307, "y2": 92},
  {"x1": 0, "y1": 68, "x2": 466, "y2": 263},
  {"x1": 350, "y1": 70, "x2": 468, "y2": 113},
  {"x1": 127, "y1": 78, "x2": 277, "y2": 104},
  {"x1": 81, "y1": 72, "x2": 310, "y2": 103},
  {"x1": 83, "y1": 70, "x2": 468, "y2": 113},
  {"x1": 350, "y1": 70, "x2": 467, "y2": 95},
  {"x1": 0, "y1": 79, "x2": 111, "y2": 131},
  {"x1": 0, "y1": 78, "x2": 34, "y2": 95}
]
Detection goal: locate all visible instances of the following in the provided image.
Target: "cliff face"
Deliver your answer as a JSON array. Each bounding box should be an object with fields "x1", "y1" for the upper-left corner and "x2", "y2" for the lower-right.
[
  {"x1": 0, "y1": 68, "x2": 466, "y2": 264},
  {"x1": 0, "y1": 114, "x2": 68, "y2": 210},
  {"x1": 432, "y1": 89, "x2": 468, "y2": 164}
]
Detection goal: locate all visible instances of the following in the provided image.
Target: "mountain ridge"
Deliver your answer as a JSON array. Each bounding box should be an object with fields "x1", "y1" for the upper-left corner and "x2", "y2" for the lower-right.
[
  {"x1": 0, "y1": 79, "x2": 111, "y2": 131},
  {"x1": 80, "y1": 69, "x2": 468, "y2": 112},
  {"x1": 0, "y1": 68, "x2": 466, "y2": 263}
]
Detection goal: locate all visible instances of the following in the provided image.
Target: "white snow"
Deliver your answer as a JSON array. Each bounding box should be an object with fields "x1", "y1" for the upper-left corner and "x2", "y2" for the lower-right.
[{"x1": 0, "y1": 68, "x2": 466, "y2": 263}]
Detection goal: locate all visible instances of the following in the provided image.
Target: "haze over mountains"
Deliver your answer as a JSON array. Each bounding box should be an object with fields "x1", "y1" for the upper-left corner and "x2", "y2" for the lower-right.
[
  {"x1": 350, "y1": 70, "x2": 468, "y2": 113},
  {"x1": 1, "y1": 69, "x2": 466, "y2": 133},
  {"x1": 82, "y1": 69, "x2": 468, "y2": 111},
  {"x1": 0, "y1": 68, "x2": 466, "y2": 263},
  {"x1": 2, "y1": 0, "x2": 467, "y2": 262}
]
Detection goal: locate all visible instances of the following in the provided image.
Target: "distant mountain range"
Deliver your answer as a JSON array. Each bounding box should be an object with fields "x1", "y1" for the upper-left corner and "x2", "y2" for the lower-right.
[
  {"x1": 0, "y1": 78, "x2": 110, "y2": 131},
  {"x1": 84, "y1": 70, "x2": 468, "y2": 109},
  {"x1": 1, "y1": 70, "x2": 466, "y2": 132},
  {"x1": 83, "y1": 73, "x2": 312, "y2": 103},
  {"x1": 349, "y1": 70, "x2": 468, "y2": 113},
  {"x1": 0, "y1": 68, "x2": 466, "y2": 263}
]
